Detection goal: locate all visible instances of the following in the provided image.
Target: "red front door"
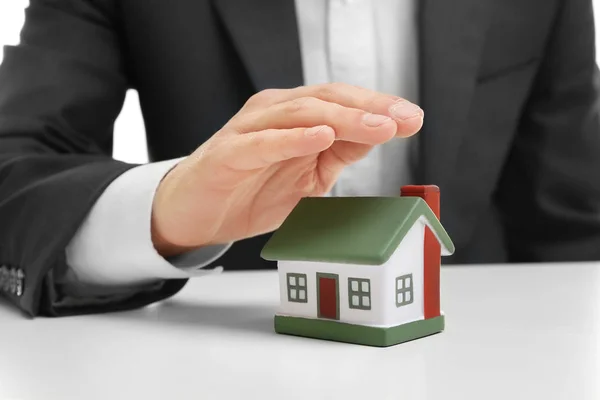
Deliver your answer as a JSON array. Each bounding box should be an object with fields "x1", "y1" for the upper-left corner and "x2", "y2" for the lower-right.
[{"x1": 318, "y1": 274, "x2": 339, "y2": 320}]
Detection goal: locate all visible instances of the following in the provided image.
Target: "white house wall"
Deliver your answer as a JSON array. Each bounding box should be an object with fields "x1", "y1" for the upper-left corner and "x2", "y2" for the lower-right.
[
  {"x1": 277, "y1": 260, "x2": 387, "y2": 326},
  {"x1": 383, "y1": 221, "x2": 425, "y2": 326},
  {"x1": 277, "y1": 220, "x2": 429, "y2": 328}
]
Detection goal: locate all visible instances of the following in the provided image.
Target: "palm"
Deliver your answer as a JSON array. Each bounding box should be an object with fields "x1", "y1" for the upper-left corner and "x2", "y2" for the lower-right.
[{"x1": 210, "y1": 143, "x2": 357, "y2": 243}]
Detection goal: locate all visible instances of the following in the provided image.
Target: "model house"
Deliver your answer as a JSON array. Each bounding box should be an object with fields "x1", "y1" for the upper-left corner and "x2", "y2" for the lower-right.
[{"x1": 261, "y1": 185, "x2": 455, "y2": 347}]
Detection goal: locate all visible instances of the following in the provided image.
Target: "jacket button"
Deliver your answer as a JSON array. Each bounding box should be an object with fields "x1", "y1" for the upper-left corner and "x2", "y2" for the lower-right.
[
  {"x1": 0, "y1": 266, "x2": 8, "y2": 292},
  {"x1": 16, "y1": 269, "x2": 24, "y2": 297},
  {"x1": 9, "y1": 268, "x2": 17, "y2": 295}
]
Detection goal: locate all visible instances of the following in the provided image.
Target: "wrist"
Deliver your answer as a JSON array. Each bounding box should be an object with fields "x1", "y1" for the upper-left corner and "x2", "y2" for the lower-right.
[
  {"x1": 150, "y1": 163, "x2": 221, "y2": 257},
  {"x1": 151, "y1": 218, "x2": 199, "y2": 257},
  {"x1": 150, "y1": 163, "x2": 200, "y2": 257}
]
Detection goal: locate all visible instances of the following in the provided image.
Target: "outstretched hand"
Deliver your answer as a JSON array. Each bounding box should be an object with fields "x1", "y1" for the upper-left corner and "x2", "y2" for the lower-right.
[{"x1": 151, "y1": 83, "x2": 424, "y2": 256}]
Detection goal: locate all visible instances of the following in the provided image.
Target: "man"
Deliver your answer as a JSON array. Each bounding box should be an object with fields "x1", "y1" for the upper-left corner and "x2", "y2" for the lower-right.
[{"x1": 1, "y1": 0, "x2": 599, "y2": 317}]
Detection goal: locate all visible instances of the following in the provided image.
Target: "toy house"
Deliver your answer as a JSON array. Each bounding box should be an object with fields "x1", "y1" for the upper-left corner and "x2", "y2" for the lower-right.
[{"x1": 261, "y1": 185, "x2": 455, "y2": 347}]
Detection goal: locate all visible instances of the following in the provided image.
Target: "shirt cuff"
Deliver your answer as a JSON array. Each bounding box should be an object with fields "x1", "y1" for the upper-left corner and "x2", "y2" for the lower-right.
[{"x1": 65, "y1": 158, "x2": 230, "y2": 286}]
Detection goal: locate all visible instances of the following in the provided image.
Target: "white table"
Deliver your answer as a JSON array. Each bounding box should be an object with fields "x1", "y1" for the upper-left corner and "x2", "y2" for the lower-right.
[{"x1": 1, "y1": 263, "x2": 599, "y2": 400}]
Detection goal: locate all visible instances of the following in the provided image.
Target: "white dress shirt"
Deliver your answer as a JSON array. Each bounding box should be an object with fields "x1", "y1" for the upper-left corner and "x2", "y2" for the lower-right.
[
  {"x1": 65, "y1": 0, "x2": 419, "y2": 287},
  {"x1": 296, "y1": 0, "x2": 419, "y2": 196}
]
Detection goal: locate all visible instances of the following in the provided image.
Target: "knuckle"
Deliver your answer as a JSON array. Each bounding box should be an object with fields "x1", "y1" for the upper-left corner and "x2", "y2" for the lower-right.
[
  {"x1": 328, "y1": 82, "x2": 347, "y2": 91},
  {"x1": 252, "y1": 88, "x2": 282, "y2": 104},
  {"x1": 285, "y1": 96, "x2": 314, "y2": 113},
  {"x1": 244, "y1": 94, "x2": 262, "y2": 108},
  {"x1": 242, "y1": 97, "x2": 257, "y2": 109},
  {"x1": 328, "y1": 82, "x2": 353, "y2": 94},
  {"x1": 226, "y1": 116, "x2": 250, "y2": 134},
  {"x1": 314, "y1": 83, "x2": 339, "y2": 99},
  {"x1": 245, "y1": 90, "x2": 269, "y2": 107},
  {"x1": 259, "y1": 88, "x2": 281, "y2": 99},
  {"x1": 362, "y1": 93, "x2": 379, "y2": 110}
]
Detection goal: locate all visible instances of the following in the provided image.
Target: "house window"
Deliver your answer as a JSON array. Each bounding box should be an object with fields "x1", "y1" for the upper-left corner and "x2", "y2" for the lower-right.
[
  {"x1": 396, "y1": 274, "x2": 414, "y2": 307},
  {"x1": 287, "y1": 273, "x2": 308, "y2": 303},
  {"x1": 348, "y1": 278, "x2": 371, "y2": 310}
]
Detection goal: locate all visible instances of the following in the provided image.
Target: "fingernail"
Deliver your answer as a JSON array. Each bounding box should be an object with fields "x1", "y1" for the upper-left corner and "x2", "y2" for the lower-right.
[
  {"x1": 362, "y1": 113, "x2": 392, "y2": 127},
  {"x1": 305, "y1": 125, "x2": 327, "y2": 136},
  {"x1": 389, "y1": 100, "x2": 423, "y2": 121}
]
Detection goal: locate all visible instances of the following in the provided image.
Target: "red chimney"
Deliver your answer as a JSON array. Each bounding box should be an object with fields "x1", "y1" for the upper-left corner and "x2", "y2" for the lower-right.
[{"x1": 400, "y1": 185, "x2": 441, "y2": 319}]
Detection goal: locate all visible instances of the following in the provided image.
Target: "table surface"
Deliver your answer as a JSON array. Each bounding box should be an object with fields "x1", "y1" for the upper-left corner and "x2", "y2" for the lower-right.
[{"x1": 1, "y1": 263, "x2": 599, "y2": 400}]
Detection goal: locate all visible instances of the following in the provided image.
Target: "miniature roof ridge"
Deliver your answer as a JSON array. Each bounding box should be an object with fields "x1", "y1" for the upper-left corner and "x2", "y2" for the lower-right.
[{"x1": 261, "y1": 196, "x2": 455, "y2": 265}]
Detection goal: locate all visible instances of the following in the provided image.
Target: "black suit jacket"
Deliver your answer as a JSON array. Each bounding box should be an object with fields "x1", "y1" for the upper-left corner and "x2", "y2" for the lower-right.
[{"x1": 1, "y1": 0, "x2": 600, "y2": 317}]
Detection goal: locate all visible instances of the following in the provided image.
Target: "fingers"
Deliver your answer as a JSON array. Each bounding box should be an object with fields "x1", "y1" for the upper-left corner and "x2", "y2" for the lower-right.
[
  {"x1": 233, "y1": 96, "x2": 399, "y2": 145},
  {"x1": 317, "y1": 141, "x2": 374, "y2": 183},
  {"x1": 240, "y1": 83, "x2": 424, "y2": 138},
  {"x1": 218, "y1": 125, "x2": 336, "y2": 170},
  {"x1": 286, "y1": 83, "x2": 416, "y2": 120}
]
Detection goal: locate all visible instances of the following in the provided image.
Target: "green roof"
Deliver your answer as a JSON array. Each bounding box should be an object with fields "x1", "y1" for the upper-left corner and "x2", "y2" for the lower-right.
[{"x1": 261, "y1": 197, "x2": 455, "y2": 265}]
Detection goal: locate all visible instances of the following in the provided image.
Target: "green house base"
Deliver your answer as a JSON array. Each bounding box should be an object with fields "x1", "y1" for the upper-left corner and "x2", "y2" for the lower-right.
[{"x1": 274, "y1": 314, "x2": 445, "y2": 347}]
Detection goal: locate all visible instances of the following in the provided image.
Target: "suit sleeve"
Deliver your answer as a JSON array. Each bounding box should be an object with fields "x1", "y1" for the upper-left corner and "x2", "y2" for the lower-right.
[
  {"x1": 497, "y1": 0, "x2": 600, "y2": 261},
  {"x1": 65, "y1": 158, "x2": 231, "y2": 286},
  {"x1": 0, "y1": 0, "x2": 187, "y2": 317}
]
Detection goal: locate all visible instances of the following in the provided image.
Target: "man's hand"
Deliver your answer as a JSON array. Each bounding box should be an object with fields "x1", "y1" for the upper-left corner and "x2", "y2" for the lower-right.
[{"x1": 151, "y1": 83, "x2": 424, "y2": 256}]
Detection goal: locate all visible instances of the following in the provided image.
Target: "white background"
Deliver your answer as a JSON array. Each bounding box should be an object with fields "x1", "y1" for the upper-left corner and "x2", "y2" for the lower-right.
[{"x1": 1, "y1": 0, "x2": 600, "y2": 164}]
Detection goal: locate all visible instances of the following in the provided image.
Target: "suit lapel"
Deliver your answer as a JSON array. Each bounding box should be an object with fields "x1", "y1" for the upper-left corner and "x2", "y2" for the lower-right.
[
  {"x1": 211, "y1": 0, "x2": 303, "y2": 91},
  {"x1": 418, "y1": 0, "x2": 494, "y2": 185}
]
